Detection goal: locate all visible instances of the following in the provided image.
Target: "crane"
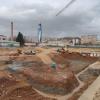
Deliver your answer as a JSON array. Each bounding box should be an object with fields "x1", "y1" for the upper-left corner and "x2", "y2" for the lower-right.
[{"x1": 56, "y1": 0, "x2": 76, "y2": 16}]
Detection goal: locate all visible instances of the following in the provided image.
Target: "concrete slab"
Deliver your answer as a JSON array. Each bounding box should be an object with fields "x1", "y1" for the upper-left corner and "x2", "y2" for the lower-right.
[
  {"x1": 90, "y1": 61, "x2": 100, "y2": 69},
  {"x1": 78, "y1": 76, "x2": 100, "y2": 100}
]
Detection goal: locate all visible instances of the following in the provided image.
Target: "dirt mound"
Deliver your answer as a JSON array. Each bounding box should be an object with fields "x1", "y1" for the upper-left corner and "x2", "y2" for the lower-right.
[
  {"x1": 8, "y1": 52, "x2": 19, "y2": 56},
  {"x1": 38, "y1": 54, "x2": 53, "y2": 64},
  {"x1": 35, "y1": 47, "x2": 47, "y2": 53},
  {"x1": 3, "y1": 86, "x2": 56, "y2": 100},
  {"x1": 11, "y1": 55, "x2": 42, "y2": 63},
  {"x1": 0, "y1": 71, "x2": 13, "y2": 78},
  {"x1": 0, "y1": 77, "x2": 18, "y2": 99},
  {"x1": 21, "y1": 65, "x2": 79, "y2": 95},
  {"x1": 0, "y1": 71, "x2": 56, "y2": 100},
  {"x1": 48, "y1": 53, "x2": 69, "y2": 66},
  {"x1": 60, "y1": 52, "x2": 98, "y2": 73},
  {"x1": 61, "y1": 52, "x2": 97, "y2": 62},
  {"x1": 48, "y1": 52, "x2": 97, "y2": 74}
]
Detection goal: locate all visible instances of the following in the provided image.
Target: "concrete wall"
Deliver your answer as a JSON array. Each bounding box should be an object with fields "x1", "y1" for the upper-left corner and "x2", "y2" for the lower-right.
[{"x1": 0, "y1": 40, "x2": 20, "y2": 47}]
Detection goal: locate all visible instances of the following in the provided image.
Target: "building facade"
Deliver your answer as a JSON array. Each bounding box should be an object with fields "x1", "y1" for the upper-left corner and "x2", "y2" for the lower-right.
[
  {"x1": 0, "y1": 35, "x2": 7, "y2": 41},
  {"x1": 81, "y1": 35, "x2": 97, "y2": 44},
  {"x1": 58, "y1": 37, "x2": 81, "y2": 46}
]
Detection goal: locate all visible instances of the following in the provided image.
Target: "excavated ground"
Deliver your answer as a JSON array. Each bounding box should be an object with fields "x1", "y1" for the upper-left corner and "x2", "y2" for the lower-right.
[
  {"x1": 21, "y1": 67, "x2": 79, "y2": 95},
  {"x1": 0, "y1": 71, "x2": 56, "y2": 100},
  {"x1": 48, "y1": 52, "x2": 98, "y2": 74},
  {"x1": 0, "y1": 47, "x2": 99, "y2": 100}
]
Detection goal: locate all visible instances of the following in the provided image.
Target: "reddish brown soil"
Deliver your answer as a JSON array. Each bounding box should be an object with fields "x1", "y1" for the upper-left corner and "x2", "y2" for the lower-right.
[
  {"x1": 48, "y1": 53, "x2": 69, "y2": 65},
  {"x1": 3, "y1": 86, "x2": 56, "y2": 100},
  {"x1": 61, "y1": 52, "x2": 98, "y2": 62},
  {"x1": 68, "y1": 77, "x2": 97, "y2": 100},
  {"x1": 21, "y1": 65, "x2": 79, "y2": 95},
  {"x1": 0, "y1": 48, "x2": 98, "y2": 99},
  {"x1": 0, "y1": 71, "x2": 56, "y2": 100}
]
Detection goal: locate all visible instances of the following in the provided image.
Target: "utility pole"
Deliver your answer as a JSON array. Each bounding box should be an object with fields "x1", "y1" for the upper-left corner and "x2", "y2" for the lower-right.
[{"x1": 11, "y1": 22, "x2": 13, "y2": 41}]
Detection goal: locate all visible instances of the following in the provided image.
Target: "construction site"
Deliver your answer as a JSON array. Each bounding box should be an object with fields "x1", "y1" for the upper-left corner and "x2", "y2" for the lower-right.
[
  {"x1": 0, "y1": 0, "x2": 100, "y2": 100},
  {"x1": 0, "y1": 46, "x2": 99, "y2": 100}
]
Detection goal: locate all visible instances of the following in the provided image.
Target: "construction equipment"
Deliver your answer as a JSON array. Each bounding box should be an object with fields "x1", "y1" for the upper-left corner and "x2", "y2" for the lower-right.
[
  {"x1": 56, "y1": 0, "x2": 76, "y2": 16},
  {"x1": 57, "y1": 48, "x2": 66, "y2": 53},
  {"x1": 24, "y1": 50, "x2": 36, "y2": 55}
]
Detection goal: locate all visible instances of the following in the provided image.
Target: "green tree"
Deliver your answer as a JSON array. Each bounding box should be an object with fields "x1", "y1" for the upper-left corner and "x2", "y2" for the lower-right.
[{"x1": 16, "y1": 32, "x2": 25, "y2": 47}]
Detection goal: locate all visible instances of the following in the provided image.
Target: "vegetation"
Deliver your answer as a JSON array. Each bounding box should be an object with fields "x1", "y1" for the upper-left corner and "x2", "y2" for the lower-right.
[{"x1": 16, "y1": 32, "x2": 25, "y2": 47}]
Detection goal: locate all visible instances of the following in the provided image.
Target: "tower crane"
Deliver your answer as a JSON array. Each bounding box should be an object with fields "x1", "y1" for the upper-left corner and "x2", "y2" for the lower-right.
[{"x1": 56, "y1": 0, "x2": 76, "y2": 16}]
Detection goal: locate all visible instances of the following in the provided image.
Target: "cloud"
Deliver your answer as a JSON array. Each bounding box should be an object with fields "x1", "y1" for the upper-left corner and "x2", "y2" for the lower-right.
[{"x1": 0, "y1": 0, "x2": 100, "y2": 39}]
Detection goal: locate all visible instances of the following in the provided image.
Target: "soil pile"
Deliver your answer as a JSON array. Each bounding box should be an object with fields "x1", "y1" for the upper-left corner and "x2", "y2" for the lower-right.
[
  {"x1": 38, "y1": 54, "x2": 53, "y2": 64},
  {"x1": 0, "y1": 71, "x2": 56, "y2": 100},
  {"x1": 21, "y1": 64, "x2": 79, "y2": 95},
  {"x1": 2, "y1": 85, "x2": 56, "y2": 100},
  {"x1": 48, "y1": 53, "x2": 69, "y2": 65},
  {"x1": 61, "y1": 52, "x2": 97, "y2": 62},
  {"x1": 60, "y1": 52, "x2": 98, "y2": 73},
  {"x1": 11, "y1": 55, "x2": 42, "y2": 63}
]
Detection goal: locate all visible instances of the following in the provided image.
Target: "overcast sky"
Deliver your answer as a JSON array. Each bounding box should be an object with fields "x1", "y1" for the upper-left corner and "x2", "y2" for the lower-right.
[{"x1": 0, "y1": 0, "x2": 100, "y2": 38}]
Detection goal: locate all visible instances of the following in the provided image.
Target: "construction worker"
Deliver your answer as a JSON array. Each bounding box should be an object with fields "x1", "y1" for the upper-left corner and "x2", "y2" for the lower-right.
[
  {"x1": 57, "y1": 49, "x2": 60, "y2": 53},
  {"x1": 17, "y1": 49, "x2": 22, "y2": 54},
  {"x1": 51, "y1": 62, "x2": 56, "y2": 69},
  {"x1": 61, "y1": 47, "x2": 65, "y2": 53}
]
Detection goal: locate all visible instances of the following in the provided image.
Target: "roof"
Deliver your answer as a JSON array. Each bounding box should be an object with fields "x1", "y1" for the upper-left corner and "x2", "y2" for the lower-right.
[
  {"x1": 58, "y1": 37, "x2": 81, "y2": 40},
  {"x1": 0, "y1": 35, "x2": 7, "y2": 37}
]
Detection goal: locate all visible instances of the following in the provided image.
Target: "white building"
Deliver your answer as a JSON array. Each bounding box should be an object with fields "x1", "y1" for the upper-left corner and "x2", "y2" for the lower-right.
[{"x1": 0, "y1": 35, "x2": 7, "y2": 41}]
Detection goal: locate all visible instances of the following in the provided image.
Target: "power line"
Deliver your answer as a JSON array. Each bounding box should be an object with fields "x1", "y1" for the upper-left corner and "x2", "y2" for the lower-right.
[{"x1": 56, "y1": 0, "x2": 76, "y2": 16}]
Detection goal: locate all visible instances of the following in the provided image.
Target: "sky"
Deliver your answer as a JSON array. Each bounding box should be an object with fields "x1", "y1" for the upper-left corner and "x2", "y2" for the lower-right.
[{"x1": 0, "y1": 0, "x2": 100, "y2": 38}]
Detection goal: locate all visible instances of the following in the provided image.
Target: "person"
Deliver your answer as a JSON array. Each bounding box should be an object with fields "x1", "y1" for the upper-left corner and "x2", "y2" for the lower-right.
[
  {"x1": 30, "y1": 50, "x2": 33, "y2": 54},
  {"x1": 61, "y1": 47, "x2": 65, "y2": 53},
  {"x1": 61, "y1": 47, "x2": 65, "y2": 51},
  {"x1": 57, "y1": 49, "x2": 60, "y2": 53},
  {"x1": 17, "y1": 49, "x2": 22, "y2": 54},
  {"x1": 51, "y1": 62, "x2": 56, "y2": 69}
]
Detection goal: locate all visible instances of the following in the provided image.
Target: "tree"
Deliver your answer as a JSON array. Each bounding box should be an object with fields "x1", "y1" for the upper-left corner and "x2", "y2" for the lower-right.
[{"x1": 16, "y1": 32, "x2": 25, "y2": 47}]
